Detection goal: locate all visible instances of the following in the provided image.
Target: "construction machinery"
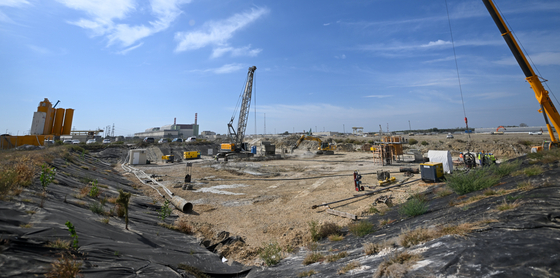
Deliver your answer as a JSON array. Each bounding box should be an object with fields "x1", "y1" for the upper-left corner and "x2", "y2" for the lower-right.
[
  {"x1": 492, "y1": 126, "x2": 506, "y2": 135},
  {"x1": 218, "y1": 66, "x2": 257, "y2": 159},
  {"x1": 483, "y1": 0, "x2": 560, "y2": 150},
  {"x1": 291, "y1": 135, "x2": 336, "y2": 155}
]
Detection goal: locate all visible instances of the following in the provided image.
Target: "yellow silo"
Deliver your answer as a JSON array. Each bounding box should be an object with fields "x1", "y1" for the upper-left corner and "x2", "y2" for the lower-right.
[
  {"x1": 38, "y1": 98, "x2": 54, "y2": 135},
  {"x1": 52, "y1": 108, "x2": 65, "y2": 136},
  {"x1": 62, "y1": 109, "x2": 74, "y2": 135}
]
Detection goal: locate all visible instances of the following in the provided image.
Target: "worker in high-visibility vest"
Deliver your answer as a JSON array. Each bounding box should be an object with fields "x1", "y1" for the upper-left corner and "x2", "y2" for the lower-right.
[
  {"x1": 459, "y1": 152, "x2": 464, "y2": 162},
  {"x1": 478, "y1": 151, "x2": 484, "y2": 166},
  {"x1": 489, "y1": 153, "x2": 496, "y2": 164}
]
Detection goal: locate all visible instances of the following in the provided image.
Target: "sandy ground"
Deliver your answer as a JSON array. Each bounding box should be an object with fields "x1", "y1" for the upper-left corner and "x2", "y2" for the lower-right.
[{"x1": 116, "y1": 132, "x2": 549, "y2": 265}]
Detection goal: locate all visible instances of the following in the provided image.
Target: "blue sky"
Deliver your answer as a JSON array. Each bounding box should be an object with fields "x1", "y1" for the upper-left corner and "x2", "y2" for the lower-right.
[{"x1": 1, "y1": 0, "x2": 560, "y2": 137}]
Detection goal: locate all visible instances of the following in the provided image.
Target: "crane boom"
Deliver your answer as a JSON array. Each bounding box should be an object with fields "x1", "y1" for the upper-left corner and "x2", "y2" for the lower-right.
[
  {"x1": 482, "y1": 0, "x2": 559, "y2": 145},
  {"x1": 224, "y1": 66, "x2": 257, "y2": 153}
]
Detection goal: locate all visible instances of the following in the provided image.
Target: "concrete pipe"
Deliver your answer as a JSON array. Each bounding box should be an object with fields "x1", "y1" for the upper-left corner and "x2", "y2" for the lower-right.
[
  {"x1": 399, "y1": 167, "x2": 419, "y2": 173},
  {"x1": 171, "y1": 196, "x2": 193, "y2": 213}
]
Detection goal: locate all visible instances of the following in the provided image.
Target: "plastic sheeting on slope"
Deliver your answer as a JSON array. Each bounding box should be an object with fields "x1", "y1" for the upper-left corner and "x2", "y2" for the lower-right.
[{"x1": 0, "y1": 151, "x2": 251, "y2": 278}]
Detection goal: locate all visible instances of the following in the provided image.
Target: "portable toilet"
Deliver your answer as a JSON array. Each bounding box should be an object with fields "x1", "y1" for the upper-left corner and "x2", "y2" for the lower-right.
[
  {"x1": 129, "y1": 149, "x2": 147, "y2": 165},
  {"x1": 251, "y1": 146, "x2": 257, "y2": 154}
]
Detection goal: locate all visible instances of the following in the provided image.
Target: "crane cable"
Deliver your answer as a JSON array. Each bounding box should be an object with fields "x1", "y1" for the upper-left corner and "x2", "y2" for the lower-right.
[{"x1": 445, "y1": 0, "x2": 472, "y2": 152}]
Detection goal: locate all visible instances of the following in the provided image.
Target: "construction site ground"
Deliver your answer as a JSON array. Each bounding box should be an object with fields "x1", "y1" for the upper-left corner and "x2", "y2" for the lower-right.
[{"x1": 121, "y1": 132, "x2": 543, "y2": 265}]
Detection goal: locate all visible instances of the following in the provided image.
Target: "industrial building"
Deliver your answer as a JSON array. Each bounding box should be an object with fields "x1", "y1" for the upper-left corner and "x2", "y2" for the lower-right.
[{"x1": 134, "y1": 115, "x2": 199, "y2": 139}]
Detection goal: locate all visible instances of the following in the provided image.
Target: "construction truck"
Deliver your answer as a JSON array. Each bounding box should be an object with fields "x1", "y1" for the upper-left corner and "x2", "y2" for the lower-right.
[
  {"x1": 483, "y1": 0, "x2": 559, "y2": 151},
  {"x1": 491, "y1": 126, "x2": 506, "y2": 135},
  {"x1": 292, "y1": 135, "x2": 336, "y2": 155},
  {"x1": 218, "y1": 66, "x2": 257, "y2": 159}
]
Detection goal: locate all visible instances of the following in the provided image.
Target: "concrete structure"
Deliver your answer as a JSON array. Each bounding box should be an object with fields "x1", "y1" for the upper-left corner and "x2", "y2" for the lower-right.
[{"x1": 128, "y1": 149, "x2": 147, "y2": 165}]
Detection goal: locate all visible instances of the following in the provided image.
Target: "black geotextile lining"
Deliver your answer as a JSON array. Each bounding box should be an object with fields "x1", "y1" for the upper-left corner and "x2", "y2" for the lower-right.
[
  {"x1": 247, "y1": 161, "x2": 560, "y2": 278},
  {"x1": 0, "y1": 150, "x2": 251, "y2": 277}
]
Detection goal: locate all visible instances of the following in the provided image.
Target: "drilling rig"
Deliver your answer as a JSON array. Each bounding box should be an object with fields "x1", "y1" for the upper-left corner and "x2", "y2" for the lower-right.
[{"x1": 218, "y1": 66, "x2": 257, "y2": 159}]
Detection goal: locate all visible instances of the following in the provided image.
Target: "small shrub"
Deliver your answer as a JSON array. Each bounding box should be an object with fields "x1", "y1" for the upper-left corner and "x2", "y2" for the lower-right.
[
  {"x1": 483, "y1": 189, "x2": 497, "y2": 196},
  {"x1": 65, "y1": 221, "x2": 79, "y2": 249},
  {"x1": 80, "y1": 166, "x2": 89, "y2": 170},
  {"x1": 116, "y1": 189, "x2": 131, "y2": 230},
  {"x1": 497, "y1": 199, "x2": 521, "y2": 211},
  {"x1": 517, "y1": 181, "x2": 534, "y2": 191},
  {"x1": 20, "y1": 223, "x2": 33, "y2": 228},
  {"x1": 348, "y1": 221, "x2": 374, "y2": 237},
  {"x1": 308, "y1": 221, "x2": 320, "y2": 241},
  {"x1": 297, "y1": 270, "x2": 317, "y2": 277},
  {"x1": 303, "y1": 252, "x2": 325, "y2": 265},
  {"x1": 420, "y1": 141, "x2": 428, "y2": 146},
  {"x1": 44, "y1": 252, "x2": 82, "y2": 278},
  {"x1": 374, "y1": 251, "x2": 420, "y2": 278},
  {"x1": 88, "y1": 180, "x2": 100, "y2": 198},
  {"x1": 40, "y1": 164, "x2": 56, "y2": 191},
  {"x1": 364, "y1": 242, "x2": 381, "y2": 255},
  {"x1": 408, "y1": 138, "x2": 418, "y2": 145},
  {"x1": 337, "y1": 261, "x2": 360, "y2": 275},
  {"x1": 115, "y1": 204, "x2": 125, "y2": 217},
  {"x1": 46, "y1": 239, "x2": 71, "y2": 249},
  {"x1": 260, "y1": 241, "x2": 282, "y2": 266},
  {"x1": 325, "y1": 251, "x2": 347, "y2": 262},
  {"x1": 174, "y1": 218, "x2": 193, "y2": 234},
  {"x1": 379, "y1": 218, "x2": 396, "y2": 227},
  {"x1": 89, "y1": 202, "x2": 104, "y2": 214},
  {"x1": 318, "y1": 222, "x2": 340, "y2": 239},
  {"x1": 399, "y1": 194, "x2": 428, "y2": 217},
  {"x1": 492, "y1": 160, "x2": 521, "y2": 177},
  {"x1": 101, "y1": 218, "x2": 110, "y2": 224},
  {"x1": 158, "y1": 199, "x2": 172, "y2": 221},
  {"x1": 398, "y1": 227, "x2": 434, "y2": 248}
]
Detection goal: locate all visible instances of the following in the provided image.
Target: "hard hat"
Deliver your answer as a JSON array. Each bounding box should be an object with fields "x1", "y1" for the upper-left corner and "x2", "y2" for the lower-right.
[
  {"x1": 489, "y1": 153, "x2": 493, "y2": 155},
  {"x1": 460, "y1": 152, "x2": 463, "y2": 154}
]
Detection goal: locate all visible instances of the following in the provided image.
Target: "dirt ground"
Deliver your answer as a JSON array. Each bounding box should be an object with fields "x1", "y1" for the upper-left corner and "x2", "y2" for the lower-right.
[{"x1": 116, "y1": 132, "x2": 549, "y2": 265}]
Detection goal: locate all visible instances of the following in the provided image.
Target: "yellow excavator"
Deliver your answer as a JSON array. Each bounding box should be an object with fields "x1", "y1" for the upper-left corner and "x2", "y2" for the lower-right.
[
  {"x1": 292, "y1": 135, "x2": 337, "y2": 155},
  {"x1": 483, "y1": 0, "x2": 559, "y2": 151}
]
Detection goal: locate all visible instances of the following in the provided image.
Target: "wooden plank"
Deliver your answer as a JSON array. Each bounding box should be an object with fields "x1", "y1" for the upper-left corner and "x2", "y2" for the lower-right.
[{"x1": 326, "y1": 209, "x2": 357, "y2": 220}]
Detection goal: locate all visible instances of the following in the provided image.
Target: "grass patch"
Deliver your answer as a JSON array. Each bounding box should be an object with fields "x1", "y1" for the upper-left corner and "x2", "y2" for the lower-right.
[
  {"x1": 348, "y1": 221, "x2": 374, "y2": 237},
  {"x1": 259, "y1": 241, "x2": 282, "y2": 266},
  {"x1": 497, "y1": 199, "x2": 521, "y2": 211},
  {"x1": 435, "y1": 187, "x2": 453, "y2": 198},
  {"x1": 100, "y1": 218, "x2": 110, "y2": 224},
  {"x1": 177, "y1": 264, "x2": 211, "y2": 278},
  {"x1": 45, "y1": 252, "x2": 82, "y2": 278},
  {"x1": 528, "y1": 148, "x2": 560, "y2": 163},
  {"x1": 303, "y1": 252, "x2": 325, "y2": 265},
  {"x1": 379, "y1": 218, "x2": 396, "y2": 227},
  {"x1": 20, "y1": 223, "x2": 33, "y2": 228},
  {"x1": 89, "y1": 202, "x2": 104, "y2": 214},
  {"x1": 398, "y1": 223, "x2": 478, "y2": 248},
  {"x1": 374, "y1": 251, "x2": 421, "y2": 278},
  {"x1": 46, "y1": 239, "x2": 71, "y2": 249},
  {"x1": 364, "y1": 240, "x2": 394, "y2": 255},
  {"x1": 325, "y1": 251, "x2": 348, "y2": 262},
  {"x1": 446, "y1": 160, "x2": 521, "y2": 195},
  {"x1": 26, "y1": 210, "x2": 36, "y2": 214},
  {"x1": 174, "y1": 218, "x2": 194, "y2": 234},
  {"x1": 328, "y1": 234, "x2": 343, "y2": 241},
  {"x1": 337, "y1": 261, "x2": 361, "y2": 275},
  {"x1": 297, "y1": 270, "x2": 317, "y2": 277},
  {"x1": 399, "y1": 194, "x2": 428, "y2": 217},
  {"x1": 524, "y1": 165, "x2": 544, "y2": 177},
  {"x1": 368, "y1": 205, "x2": 380, "y2": 214},
  {"x1": 517, "y1": 180, "x2": 534, "y2": 191},
  {"x1": 309, "y1": 221, "x2": 341, "y2": 241}
]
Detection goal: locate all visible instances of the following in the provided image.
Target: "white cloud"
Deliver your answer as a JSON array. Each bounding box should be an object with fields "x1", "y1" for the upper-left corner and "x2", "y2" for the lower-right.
[
  {"x1": 190, "y1": 63, "x2": 245, "y2": 74},
  {"x1": 421, "y1": 40, "x2": 451, "y2": 48},
  {"x1": 0, "y1": 0, "x2": 30, "y2": 7},
  {"x1": 175, "y1": 7, "x2": 269, "y2": 53},
  {"x1": 335, "y1": 54, "x2": 346, "y2": 59},
  {"x1": 57, "y1": 0, "x2": 189, "y2": 48},
  {"x1": 211, "y1": 44, "x2": 262, "y2": 58},
  {"x1": 27, "y1": 44, "x2": 51, "y2": 54},
  {"x1": 117, "y1": 42, "x2": 143, "y2": 55}
]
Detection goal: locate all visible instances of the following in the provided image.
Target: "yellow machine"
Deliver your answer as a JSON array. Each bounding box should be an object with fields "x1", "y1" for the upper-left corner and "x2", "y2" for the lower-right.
[
  {"x1": 162, "y1": 155, "x2": 175, "y2": 163},
  {"x1": 183, "y1": 151, "x2": 201, "y2": 160},
  {"x1": 420, "y1": 162, "x2": 444, "y2": 182},
  {"x1": 484, "y1": 0, "x2": 560, "y2": 150},
  {"x1": 292, "y1": 135, "x2": 336, "y2": 155}
]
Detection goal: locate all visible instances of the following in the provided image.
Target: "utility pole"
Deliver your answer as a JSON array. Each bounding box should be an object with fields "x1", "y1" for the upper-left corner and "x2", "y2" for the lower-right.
[
  {"x1": 408, "y1": 120, "x2": 411, "y2": 131},
  {"x1": 315, "y1": 126, "x2": 317, "y2": 133},
  {"x1": 387, "y1": 123, "x2": 389, "y2": 133},
  {"x1": 343, "y1": 124, "x2": 345, "y2": 134},
  {"x1": 264, "y1": 113, "x2": 266, "y2": 135}
]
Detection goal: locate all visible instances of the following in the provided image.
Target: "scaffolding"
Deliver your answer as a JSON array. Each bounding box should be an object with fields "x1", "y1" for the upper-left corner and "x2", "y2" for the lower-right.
[{"x1": 372, "y1": 136, "x2": 405, "y2": 166}]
